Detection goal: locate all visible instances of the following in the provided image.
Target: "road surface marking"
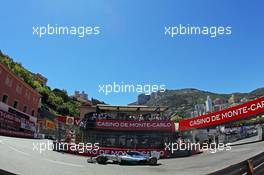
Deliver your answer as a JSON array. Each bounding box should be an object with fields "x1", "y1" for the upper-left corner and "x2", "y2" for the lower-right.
[
  {"x1": 8, "y1": 145, "x2": 31, "y2": 157},
  {"x1": 255, "y1": 161, "x2": 264, "y2": 169},
  {"x1": 43, "y1": 158, "x2": 84, "y2": 168},
  {"x1": 231, "y1": 148, "x2": 252, "y2": 152}
]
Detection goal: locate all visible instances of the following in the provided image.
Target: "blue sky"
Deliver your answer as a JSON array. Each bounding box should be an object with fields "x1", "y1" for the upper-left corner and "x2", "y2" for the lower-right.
[{"x1": 0, "y1": 0, "x2": 263, "y2": 105}]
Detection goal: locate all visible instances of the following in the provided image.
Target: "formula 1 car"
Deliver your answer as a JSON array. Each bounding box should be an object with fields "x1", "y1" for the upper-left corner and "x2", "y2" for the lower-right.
[
  {"x1": 93, "y1": 151, "x2": 159, "y2": 165},
  {"x1": 94, "y1": 153, "x2": 119, "y2": 164},
  {"x1": 118, "y1": 151, "x2": 159, "y2": 165}
]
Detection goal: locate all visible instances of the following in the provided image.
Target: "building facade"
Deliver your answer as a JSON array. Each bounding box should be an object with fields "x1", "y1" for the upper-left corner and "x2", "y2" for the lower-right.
[
  {"x1": 0, "y1": 63, "x2": 41, "y2": 117},
  {"x1": 205, "y1": 96, "x2": 213, "y2": 113},
  {"x1": 73, "y1": 91, "x2": 88, "y2": 101}
]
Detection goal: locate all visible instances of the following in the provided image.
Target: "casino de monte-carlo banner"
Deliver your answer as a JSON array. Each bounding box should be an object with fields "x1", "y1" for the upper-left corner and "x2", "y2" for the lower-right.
[
  {"x1": 179, "y1": 96, "x2": 264, "y2": 131},
  {"x1": 95, "y1": 119, "x2": 175, "y2": 132}
]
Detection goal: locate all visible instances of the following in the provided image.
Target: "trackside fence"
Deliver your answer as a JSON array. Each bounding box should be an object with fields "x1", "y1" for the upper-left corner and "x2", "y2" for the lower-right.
[{"x1": 208, "y1": 152, "x2": 264, "y2": 175}]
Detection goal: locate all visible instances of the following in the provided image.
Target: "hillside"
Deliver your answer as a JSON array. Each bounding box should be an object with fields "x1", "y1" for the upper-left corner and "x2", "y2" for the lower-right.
[
  {"x1": 0, "y1": 51, "x2": 81, "y2": 116},
  {"x1": 138, "y1": 88, "x2": 264, "y2": 118}
]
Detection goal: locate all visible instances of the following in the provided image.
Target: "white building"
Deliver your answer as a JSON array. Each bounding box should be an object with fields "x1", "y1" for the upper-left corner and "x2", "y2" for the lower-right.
[
  {"x1": 205, "y1": 96, "x2": 213, "y2": 112},
  {"x1": 73, "y1": 91, "x2": 89, "y2": 101},
  {"x1": 195, "y1": 104, "x2": 206, "y2": 116}
]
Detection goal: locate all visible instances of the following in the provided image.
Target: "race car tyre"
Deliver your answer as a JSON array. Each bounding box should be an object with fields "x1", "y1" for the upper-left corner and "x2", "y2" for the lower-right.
[
  {"x1": 96, "y1": 156, "x2": 107, "y2": 164},
  {"x1": 149, "y1": 157, "x2": 158, "y2": 165},
  {"x1": 87, "y1": 157, "x2": 96, "y2": 163}
]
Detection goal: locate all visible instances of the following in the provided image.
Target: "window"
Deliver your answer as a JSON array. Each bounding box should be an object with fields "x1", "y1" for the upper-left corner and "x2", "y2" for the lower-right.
[
  {"x1": 25, "y1": 90, "x2": 31, "y2": 100},
  {"x1": 16, "y1": 84, "x2": 22, "y2": 94},
  {"x1": 13, "y1": 101, "x2": 18, "y2": 109},
  {"x1": 2, "y1": 95, "x2": 8, "y2": 104},
  {"x1": 23, "y1": 106, "x2": 27, "y2": 113},
  {"x1": 119, "y1": 136, "x2": 126, "y2": 147},
  {"x1": 31, "y1": 110, "x2": 35, "y2": 116},
  {"x1": 103, "y1": 137, "x2": 116, "y2": 147},
  {"x1": 5, "y1": 76, "x2": 13, "y2": 87}
]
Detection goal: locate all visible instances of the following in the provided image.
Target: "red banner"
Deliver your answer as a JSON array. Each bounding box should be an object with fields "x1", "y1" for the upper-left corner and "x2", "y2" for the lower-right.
[
  {"x1": 179, "y1": 96, "x2": 264, "y2": 131},
  {"x1": 0, "y1": 128, "x2": 33, "y2": 138},
  {"x1": 65, "y1": 146, "x2": 168, "y2": 159},
  {"x1": 96, "y1": 119, "x2": 175, "y2": 132},
  {"x1": 0, "y1": 109, "x2": 21, "y2": 125}
]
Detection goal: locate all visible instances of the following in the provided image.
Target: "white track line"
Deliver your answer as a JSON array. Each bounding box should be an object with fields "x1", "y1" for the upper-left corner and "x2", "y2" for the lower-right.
[
  {"x1": 8, "y1": 145, "x2": 31, "y2": 157},
  {"x1": 43, "y1": 158, "x2": 84, "y2": 168},
  {"x1": 4, "y1": 139, "x2": 84, "y2": 168}
]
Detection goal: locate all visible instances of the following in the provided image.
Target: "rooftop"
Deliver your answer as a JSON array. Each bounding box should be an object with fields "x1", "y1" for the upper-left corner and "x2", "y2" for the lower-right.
[{"x1": 96, "y1": 104, "x2": 169, "y2": 113}]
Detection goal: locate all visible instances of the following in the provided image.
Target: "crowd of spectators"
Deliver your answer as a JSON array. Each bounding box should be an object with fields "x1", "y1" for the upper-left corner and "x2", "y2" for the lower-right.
[
  {"x1": 79, "y1": 112, "x2": 171, "y2": 129},
  {"x1": 91, "y1": 113, "x2": 112, "y2": 120},
  {"x1": 89, "y1": 113, "x2": 168, "y2": 121}
]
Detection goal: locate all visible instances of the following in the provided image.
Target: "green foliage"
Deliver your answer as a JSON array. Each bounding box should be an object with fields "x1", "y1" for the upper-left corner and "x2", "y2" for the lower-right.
[
  {"x1": 57, "y1": 104, "x2": 70, "y2": 115},
  {"x1": 0, "y1": 53, "x2": 81, "y2": 116},
  {"x1": 47, "y1": 92, "x2": 64, "y2": 110},
  {"x1": 233, "y1": 116, "x2": 264, "y2": 126},
  {"x1": 53, "y1": 88, "x2": 70, "y2": 102},
  {"x1": 32, "y1": 80, "x2": 42, "y2": 89},
  {"x1": 170, "y1": 114, "x2": 183, "y2": 122}
]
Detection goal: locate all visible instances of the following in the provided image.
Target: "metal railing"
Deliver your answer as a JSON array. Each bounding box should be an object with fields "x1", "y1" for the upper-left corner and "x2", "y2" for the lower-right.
[
  {"x1": 0, "y1": 169, "x2": 17, "y2": 175},
  {"x1": 209, "y1": 152, "x2": 264, "y2": 175}
]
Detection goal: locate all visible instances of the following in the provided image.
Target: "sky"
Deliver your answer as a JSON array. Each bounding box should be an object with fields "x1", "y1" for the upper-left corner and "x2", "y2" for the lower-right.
[{"x1": 0, "y1": 0, "x2": 264, "y2": 105}]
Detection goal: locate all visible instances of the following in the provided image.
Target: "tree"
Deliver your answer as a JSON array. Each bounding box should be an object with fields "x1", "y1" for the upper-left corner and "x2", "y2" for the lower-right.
[
  {"x1": 57, "y1": 104, "x2": 70, "y2": 115},
  {"x1": 53, "y1": 89, "x2": 69, "y2": 102}
]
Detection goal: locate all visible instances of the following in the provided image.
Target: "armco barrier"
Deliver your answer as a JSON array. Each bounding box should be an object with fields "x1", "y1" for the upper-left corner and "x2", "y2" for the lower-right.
[
  {"x1": 52, "y1": 141, "x2": 169, "y2": 158},
  {"x1": 0, "y1": 128, "x2": 33, "y2": 138},
  {"x1": 209, "y1": 152, "x2": 264, "y2": 175},
  {"x1": 0, "y1": 169, "x2": 17, "y2": 175}
]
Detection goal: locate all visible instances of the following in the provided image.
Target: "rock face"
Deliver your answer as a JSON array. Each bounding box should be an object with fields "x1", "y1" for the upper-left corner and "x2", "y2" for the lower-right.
[
  {"x1": 133, "y1": 88, "x2": 264, "y2": 118},
  {"x1": 137, "y1": 94, "x2": 151, "y2": 105}
]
